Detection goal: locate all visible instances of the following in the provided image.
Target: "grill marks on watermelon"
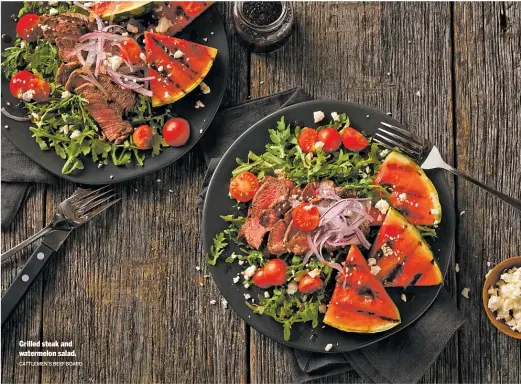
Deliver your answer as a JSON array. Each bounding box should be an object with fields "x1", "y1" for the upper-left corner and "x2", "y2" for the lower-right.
[
  {"x1": 158, "y1": 1, "x2": 214, "y2": 35},
  {"x1": 144, "y1": 32, "x2": 217, "y2": 106},
  {"x1": 373, "y1": 151, "x2": 442, "y2": 225},
  {"x1": 323, "y1": 246, "x2": 401, "y2": 333},
  {"x1": 369, "y1": 208, "x2": 443, "y2": 287}
]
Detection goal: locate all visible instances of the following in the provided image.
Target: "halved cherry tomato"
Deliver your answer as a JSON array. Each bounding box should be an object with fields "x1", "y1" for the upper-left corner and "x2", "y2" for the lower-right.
[
  {"x1": 263, "y1": 259, "x2": 287, "y2": 286},
  {"x1": 297, "y1": 128, "x2": 318, "y2": 153},
  {"x1": 229, "y1": 171, "x2": 260, "y2": 202},
  {"x1": 317, "y1": 127, "x2": 342, "y2": 152},
  {"x1": 9, "y1": 70, "x2": 36, "y2": 99},
  {"x1": 16, "y1": 14, "x2": 42, "y2": 42},
  {"x1": 133, "y1": 125, "x2": 154, "y2": 149},
  {"x1": 252, "y1": 269, "x2": 272, "y2": 289},
  {"x1": 342, "y1": 127, "x2": 369, "y2": 151},
  {"x1": 298, "y1": 275, "x2": 324, "y2": 294},
  {"x1": 120, "y1": 38, "x2": 143, "y2": 65},
  {"x1": 292, "y1": 202, "x2": 320, "y2": 232},
  {"x1": 163, "y1": 117, "x2": 190, "y2": 147},
  {"x1": 27, "y1": 77, "x2": 50, "y2": 102}
]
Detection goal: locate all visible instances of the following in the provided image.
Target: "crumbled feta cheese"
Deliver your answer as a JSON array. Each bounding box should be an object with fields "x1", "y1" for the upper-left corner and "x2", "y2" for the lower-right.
[
  {"x1": 287, "y1": 281, "x2": 298, "y2": 295},
  {"x1": 49, "y1": 8, "x2": 59, "y2": 15},
  {"x1": 379, "y1": 149, "x2": 390, "y2": 158},
  {"x1": 430, "y1": 208, "x2": 440, "y2": 216},
  {"x1": 21, "y1": 89, "x2": 35, "y2": 101},
  {"x1": 195, "y1": 100, "x2": 205, "y2": 109},
  {"x1": 70, "y1": 130, "x2": 81, "y2": 139},
  {"x1": 308, "y1": 268, "x2": 321, "y2": 278},
  {"x1": 31, "y1": 112, "x2": 40, "y2": 121},
  {"x1": 108, "y1": 55, "x2": 123, "y2": 71},
  {"x1": 173, "y1": 49, "x2": 184, "y2": 59},
  {"x1": 59, "y1": 125, "x2": 71, "y2": 135},
  {"x1": 61, "y1": 90, "x2": 71, "y2": 99},
  {"x1": 157, "y1": 65, "x2": 164, "y2": 72},
  {"x1": 487, "y1": 261, "x2": 491, "y2": 268},
  {"x1": 139, "y1": 52, "x2": 146, "y2": 62},
  {"x1": 244, "y1": 293, "x2": 251, "y2": 300},
  {"x1": 381, "y1": 243, "x2": 394, "y2": 257},
  {"x1": 164, "y1": 91, "x2": 170, "y2": 98},
  {"x1": 210, "y1": 299, "x2": 216, "y2": 305},
  {"x1": 397, "y1": 193, "x2": 407, "y2": 202},
  {"x1": 264, "y1": 291, "x2": 270, "y2": 298},
  {"x1": 230, "y1": 253, "x2": 238, "y2": 259},
  {"x1": 242, "y1": 265, "x2": 257, "y2": 280},
  {"x1": 367, "y1": 258, "x2": 377, "y2": 267},
  {"x1": 366, "y1": 166, "x2": 371, "y2": 174},
  {"x1": 48, "y1": 1, "x2": 59, "y2": 5},
  {"x1": 156, "y1": 16, "x2": 173, "y2": 33},
  {"x1": 221, "y1": 298, "x2": 228, "y2": 308},
  {"x1": 203, "y1": 37, "x2": 208, "y2": 41},
  {"x1": 324, "y1": 343, "x2": 333, "y2": 351},
  {"x1": 313, "y1": 111, "x2": 325, "y2": 123},
  {"x1": 20, "y1": 41, "x2": 26, "y2": 49},
  {"x1": 461, "y1": 287, "x2": 470, "y2": 299},
  {"x1": 487, "y1": 266, "x2": 521, "y2": 332},
  {"x1": 375, "y1": 199, "x2": 390, "y2": 214},
  {"x1": 303, "y1": 204, "x2": 313, "y2": 211},
  {"x1": 370, "y1": 266, "x2": 381, "y2": 275},
  {"x1": 314, "y1": 141, "x2": 325, "y2": 151},
  {"x1": 83, "y1": 2, "x2": 93, "y2": 7},
  {"x1": 401, "y1": 293, "x2": 407, "y2": 302},
  {"x1": 233, "y1": 276, "x2": 240, "y2": 284},
  {"x1": 40, "y1": 24, "x2": 50, "y2": 32},
  {"x1": 200, "y1": 81, "x2": 211, "y2": 94},
  {"x1": 238, "y1": 260, "x2": 244, "y2": 265},
  {"x1": 121, "y1": 32, "x2": 128, "y2": 37},
  {"x1": 331, "y1": 112, "x2": 339, "y2": 121},
  {"x1": 455, "y1": 263, "x2": 460, "y2": 273},
  {"x1": 195, "y1": 266, "x2": 201, "y2": 271}
]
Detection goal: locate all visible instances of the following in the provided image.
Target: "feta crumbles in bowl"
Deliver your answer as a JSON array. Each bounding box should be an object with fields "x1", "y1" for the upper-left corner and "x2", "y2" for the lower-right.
[{"x1": 482, "y1": 256, "x2": 521, "y2": 339}]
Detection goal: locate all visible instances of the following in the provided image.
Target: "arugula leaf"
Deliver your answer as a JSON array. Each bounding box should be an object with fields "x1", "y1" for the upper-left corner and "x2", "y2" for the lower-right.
[
  {"x1": 220, "y1": 215, "x2": 246, "y2": 226},
  {"x1": 416, "y1": 225, "x2": 438, "y2": 238},
  {"x1": 207, "y1": 232, "x2": 228, "y2": 266}
]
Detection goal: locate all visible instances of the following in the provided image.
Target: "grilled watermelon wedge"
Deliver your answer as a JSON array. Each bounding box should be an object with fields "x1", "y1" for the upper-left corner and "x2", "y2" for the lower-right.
[
  {"x1": 323, "y1": 245, "x2": 401, "y2": 333},
  {"x1": 368, "y1": 208, "x2": 443, "y2": 287},
  {"x1": 144, "y1": 32, "x2": 217, "y2": 107},
  {"x1": 373, "y1": 151, "x2": 441, "y2": 226},
  {"x1": 155, "y1": 2, "x2": 214, "y2": 35},
  {"x1": 90, "y1": 1, "x2": 153, "y2": 20}
]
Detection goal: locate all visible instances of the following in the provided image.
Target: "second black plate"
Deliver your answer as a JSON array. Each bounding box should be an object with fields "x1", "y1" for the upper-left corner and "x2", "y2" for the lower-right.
[{"x1": 202, "y1": 100, "x2": 456, "y2": 353}]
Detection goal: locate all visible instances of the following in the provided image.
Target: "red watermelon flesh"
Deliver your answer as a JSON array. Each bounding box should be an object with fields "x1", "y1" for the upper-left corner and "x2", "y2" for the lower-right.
[
  {"x1": 368, "y1": 208, "x2": 443, "y2": 287},
  {"x1": 373, "y1": 151, "x2": 442, "y2": 225},
  {"x1": 156, "y1": 2, "x2": 214, "y2": 35},
  {"x1": 323, "y1": 246, "x2": 401, "y2": 333},
  {"x1": 144, "y1": 32, "x2": 217, "y2": 107}
]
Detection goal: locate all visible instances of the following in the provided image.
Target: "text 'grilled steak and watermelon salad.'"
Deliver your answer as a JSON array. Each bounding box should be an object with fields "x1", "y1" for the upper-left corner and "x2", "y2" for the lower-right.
[
  {"x1": 2, "y1": 1, "x2": 215, "y2": 174},
  {"x1": 207, "y1": 112, "x2": 444, "y2": 344}
]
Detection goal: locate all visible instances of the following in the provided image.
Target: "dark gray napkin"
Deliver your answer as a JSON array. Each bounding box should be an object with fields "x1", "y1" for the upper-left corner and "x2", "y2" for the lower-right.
[
  {"x1": 1, "y1": 135, "x2": 58, "y2": 230},
  {"x1": 198, "y1": 87, "x2": 466, "y2": 384}
]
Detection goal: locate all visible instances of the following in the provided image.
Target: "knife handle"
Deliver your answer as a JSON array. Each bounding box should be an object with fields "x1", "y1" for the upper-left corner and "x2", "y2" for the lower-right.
[{"x1": 1, "y1": 243, "x2": 55, "y2": 326}]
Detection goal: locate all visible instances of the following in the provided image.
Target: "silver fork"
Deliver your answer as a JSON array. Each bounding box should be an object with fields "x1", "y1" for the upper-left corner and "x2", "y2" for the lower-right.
[
  {"x1": 1, "y1": 186, "x2": 120, "y2": 263},
  {"x1": 375, "y1": 122, "x2": 521, "y2": 212}
]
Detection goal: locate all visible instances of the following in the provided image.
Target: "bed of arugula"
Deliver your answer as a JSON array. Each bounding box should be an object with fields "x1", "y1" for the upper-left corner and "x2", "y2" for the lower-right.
[{"x1": 2, "y1": 1, "x2": 169, "y2": 174}]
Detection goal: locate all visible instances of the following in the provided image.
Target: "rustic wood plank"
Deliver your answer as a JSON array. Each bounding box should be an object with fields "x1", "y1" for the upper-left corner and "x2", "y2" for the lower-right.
[
  {"x1": 249, "y1": 2, "x2": 457, "y2": 383},
  {"x1": 1, "y1": 185, "x2": 45, "y2": 384},
  {"x1": 454, "y1": 3, "x2": 521, "y2": 384}
]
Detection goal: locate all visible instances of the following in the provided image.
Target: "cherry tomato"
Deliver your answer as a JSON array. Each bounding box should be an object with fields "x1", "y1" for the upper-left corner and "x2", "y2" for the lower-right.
[
  {"x1": 163, "y1": 117, "x2": 190, "y2": 147},
  {"x1": 292, "y1": 202, "x2": 320, "y2": 232},
  {"x1": 229, "y1": 172, "x2": 260, "y2": 203},
  {"x1": 120, "y1": 38, "x2": 143, "y2": 65},
  {"x1": 27, "y1": 77, "x2": 50, "y2": 102},
  {"x1": 252, "y1": 269, "x2": 272, "y2": 289},
  {"x1": 297, "y1": 128, "x2": 318, "y2": 153},
  {"x1": 317, "y1": 127, "x2": 342, "y2": 152},
  {"x1": 16, "y1": 14, "x2": 42, "y2": 42},
  {"x1": 9, "y1": 70, "x2": 36, "y2": 99},
  {"x1": 342, "y1": 127, "x2": 369, "y2": 152},
  {"x1": 132, "y1": 125, "x2": 154, "y2": 150},
  {"x1": 298, "y1": 275, "x2": 324, "y2": 294},
  {"x1": 263, "y1": 259, "x2": 287, "y2": 286}
]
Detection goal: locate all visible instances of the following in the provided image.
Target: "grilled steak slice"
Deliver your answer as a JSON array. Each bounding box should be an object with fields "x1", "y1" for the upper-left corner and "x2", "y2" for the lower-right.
[
  {"x1": 258, "y1": 210, "x2": 280, "y2": 230},
  {"x1": 56, "y1": 62, "x2": 81, "y2": 85},
  {"x1": 97, "y1": 76, "x2": 136, "y2": 113},
  {"x1": 250, "y1": 176, "x2": 294, "y2": 216},
  {"x1": 301, "y1": 181, "x2": 319, "y2": 201},
  {"x1": 55, "y1": 37, "x2": 79, "y2": 62},
  {"x1": 60, "y1": 12, "x2": 96, "y2": 31},
  {"x1": 267, "y1": 220, "x2": 287, "y2": 256},
  {"x1": 40, "y1": 13, "x2": 94, "y2": 41},
  {"x1": 65, "y1": 69, "x2": 89, "y2": 91},
  {"x1": 75, "y1": 83, "x2": 133, "y2": 143},
  {"x1": 286, "y1": 230, "x2": 310, "y2": 255},
  {"x1": 238, "y1": 217, "x2": 268, "y2": 250}
]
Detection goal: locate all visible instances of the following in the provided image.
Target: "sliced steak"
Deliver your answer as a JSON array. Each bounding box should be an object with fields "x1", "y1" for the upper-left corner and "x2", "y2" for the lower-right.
[
  {"x1": 40, "y1": 13, "x2": 94, "y2": 41},
  {"x1": 56, "y1": 62, "x2": 81, "y2": 85},
  {"x1": 97, "y1": 75, "x2": 136, "y2": 113},
  {"x1": 74, "y1": 83, "x2": 133, "y2": 143},
  {"x1": 64, "y1": 69, "x2": 89, "y2": 91},
  {"x1": 55, "y1": 37, "x2": 79, "y2": 62},
  {"x1": 250, "y1": 176, "x2": 294, "y2": 216},
  {"x1": 60, "y1": 12, "x2": 96, "y2": 31},
  {"x1": 267, "y1": 220, "x2": 287, "y2": 256},
  {"x1": 238, "y1": 217, "x2": 268, "y2": 250},
  {"x1": 258, "y1": 210, "x2": 280, "y2": 230},
  {"x1": 301, "y1": 181, "x2": 319, "y2": 201},
  {"x1": 286, "y1": 230, "x2": 310, "y2": 255}
]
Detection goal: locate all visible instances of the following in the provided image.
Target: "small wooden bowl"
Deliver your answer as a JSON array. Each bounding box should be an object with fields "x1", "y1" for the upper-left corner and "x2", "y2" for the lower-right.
[{"x1": 482, "y1": 256, "x2": 521, "y2": 340}]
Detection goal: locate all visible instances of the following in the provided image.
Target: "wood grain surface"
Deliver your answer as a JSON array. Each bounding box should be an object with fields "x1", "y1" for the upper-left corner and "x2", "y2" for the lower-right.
[{"x1": 2, "y1": 2, "x2": 520, "y2": 384}]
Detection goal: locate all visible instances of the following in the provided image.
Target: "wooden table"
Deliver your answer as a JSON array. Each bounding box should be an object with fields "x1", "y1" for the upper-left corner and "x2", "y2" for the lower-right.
[{"x1": 2, "y1": 2, "x2": 521, "y2": 383}]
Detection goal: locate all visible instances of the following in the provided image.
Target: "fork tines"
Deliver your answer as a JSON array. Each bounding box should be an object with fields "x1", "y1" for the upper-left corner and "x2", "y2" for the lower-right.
[
  {"x1": 74, "y1": 186, "x2": 120, "y2": 219},
  {"x1": 374, "y1": 122, "x2": 430, "y2": 160}
]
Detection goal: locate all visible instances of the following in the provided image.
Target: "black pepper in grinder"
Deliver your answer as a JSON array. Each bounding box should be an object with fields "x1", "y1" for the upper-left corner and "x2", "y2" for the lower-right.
[{"x1": 232, "y1": 1, "x2": 295, "y2": 54}]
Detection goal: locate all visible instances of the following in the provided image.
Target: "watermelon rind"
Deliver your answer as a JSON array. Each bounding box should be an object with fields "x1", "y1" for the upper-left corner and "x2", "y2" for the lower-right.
[
  {"x1": 374, "y1": 151, "x2": 442, "y2": 226},
  {"x1": 90, "y1": 1, "x2": 154, "y2": 20}
]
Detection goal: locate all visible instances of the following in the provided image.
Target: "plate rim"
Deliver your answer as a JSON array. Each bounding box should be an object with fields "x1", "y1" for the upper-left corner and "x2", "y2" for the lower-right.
[
  {"x1": 202, "y1": 99, "x2": 455, "y2": 352},
  {"x1": 1, "y1": 3, "x2": 229, "y2": 185}
]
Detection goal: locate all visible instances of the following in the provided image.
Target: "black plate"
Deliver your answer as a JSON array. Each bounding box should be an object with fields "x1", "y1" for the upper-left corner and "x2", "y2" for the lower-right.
[
  {"x1": 203, "y1": 100, "x2": 456, "y2": 353},
  {"x1": 1, "y1": 2, "x2": 229, "y2": 184}
]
